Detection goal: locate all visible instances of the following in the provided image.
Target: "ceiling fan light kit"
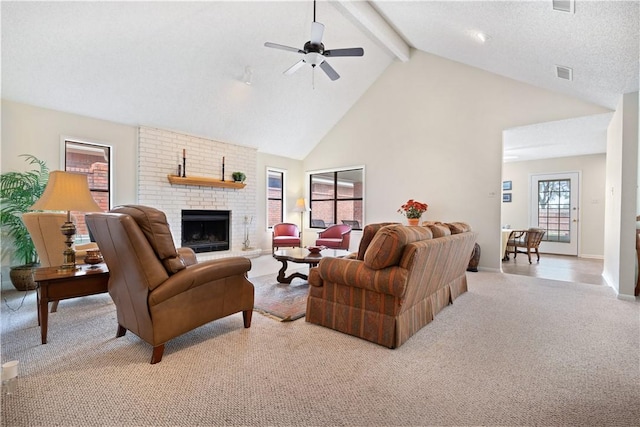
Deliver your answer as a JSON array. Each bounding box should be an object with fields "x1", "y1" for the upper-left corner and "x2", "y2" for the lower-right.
[{"x1": 264, "y1": 1, "x2": 364, "y2": 81}]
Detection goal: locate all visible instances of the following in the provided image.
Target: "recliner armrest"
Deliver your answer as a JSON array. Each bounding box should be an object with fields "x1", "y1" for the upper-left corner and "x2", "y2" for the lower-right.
[
  {"x1": 177, "y1": 247, "x2": 198, "y2": 266},
  {"x1": 148, "y1": 257, "x2": 251, "y2": 306}
]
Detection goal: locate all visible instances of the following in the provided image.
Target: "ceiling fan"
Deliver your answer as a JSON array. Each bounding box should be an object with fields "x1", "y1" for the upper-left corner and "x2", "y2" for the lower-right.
[{"x1": 264, "y1": 1, "x2": 364, "y2": 81}]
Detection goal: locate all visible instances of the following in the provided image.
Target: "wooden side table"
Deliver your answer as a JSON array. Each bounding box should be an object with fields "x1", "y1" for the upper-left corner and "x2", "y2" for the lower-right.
[{"x1": 33, "y1": 264, "x2": 109, "y2": 344}]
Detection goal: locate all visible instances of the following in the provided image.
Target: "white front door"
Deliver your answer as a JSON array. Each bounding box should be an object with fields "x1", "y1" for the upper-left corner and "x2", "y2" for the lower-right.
[{"x1": 529, "y1": 172, "x2": 580, "y2": 256}]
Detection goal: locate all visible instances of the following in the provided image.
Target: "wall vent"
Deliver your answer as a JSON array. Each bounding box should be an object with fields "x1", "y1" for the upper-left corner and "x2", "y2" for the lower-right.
[
  {"x1": 553, "y1": 0, "x2": 575, "y2": 13},
  {"x1": 556, "y1": 65, "x2": 573, "y2": 81}
]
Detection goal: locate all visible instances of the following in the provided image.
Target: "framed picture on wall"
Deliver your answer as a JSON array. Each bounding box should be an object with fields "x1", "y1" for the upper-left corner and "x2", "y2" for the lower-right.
[
  {"x1": 503, "y1": 193, "x2": 512, "y2": 203},
  {"x1": 502, "y1": 180, "x2": 512, "y2": 191}
]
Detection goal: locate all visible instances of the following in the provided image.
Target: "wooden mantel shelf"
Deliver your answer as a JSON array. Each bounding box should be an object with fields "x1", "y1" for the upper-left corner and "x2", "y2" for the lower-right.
[{"x1": 167, "y1": 175, "x2": 246, "y2": 189}]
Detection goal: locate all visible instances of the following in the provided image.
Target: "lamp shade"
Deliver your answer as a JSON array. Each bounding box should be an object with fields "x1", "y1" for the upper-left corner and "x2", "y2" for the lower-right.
[
  {"x1": 30, "y1": 171, "x2": 102, "y2": 212},
  {"x1": 293, "y1": 198, "x2": 309, "y2": 213}
]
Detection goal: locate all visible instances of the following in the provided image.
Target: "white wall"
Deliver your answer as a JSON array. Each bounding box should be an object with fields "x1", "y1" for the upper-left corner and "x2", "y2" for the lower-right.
[
  {"x1": 502, "y1": 154, "x2": 606, "y2": 258},
  {"x1": 303, "y1": 50, "x2": 610, "y2": 271},
  {"x1": 256, "y1": 153, "x2": 304, "y2": 249},
  {"x1": 1, "y1": 100, "x2": 138, "y2": 204},
  {"x1": 604, "y1": 92, "x2": 639, "y2": 298},
  {"x1": 1, "y1": 100, "x2": 138, "y2": 286}
]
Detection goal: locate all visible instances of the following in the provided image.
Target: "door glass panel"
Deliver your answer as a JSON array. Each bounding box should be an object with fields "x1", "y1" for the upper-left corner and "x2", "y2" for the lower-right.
[{"x1": 537, "y1": 179, "x2": 571, "y2": 243}]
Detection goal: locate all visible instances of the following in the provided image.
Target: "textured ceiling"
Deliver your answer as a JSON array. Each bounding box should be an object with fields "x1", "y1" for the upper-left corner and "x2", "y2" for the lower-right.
[{"x1": 2, "y1": 1, "x2": 638, "y2": 161}]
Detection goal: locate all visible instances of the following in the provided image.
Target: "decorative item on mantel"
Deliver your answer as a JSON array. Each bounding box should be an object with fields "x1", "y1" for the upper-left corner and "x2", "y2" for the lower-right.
[
  {"x1": 397, "y1": 199, "x2": 429, "y2": 226},
  {"x1": 222, "y1": 156, "x2": 225, "y2": 181},
  {"x1": 182, "y1": 149, "x2": 186, "y2": 177},
  {"x1": 232, "y1": 172, "x2": 246, "y2": 183}
]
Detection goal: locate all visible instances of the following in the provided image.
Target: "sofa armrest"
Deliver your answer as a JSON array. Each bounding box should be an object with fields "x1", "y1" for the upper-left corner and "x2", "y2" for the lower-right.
[
  {"x1": 148, "y1": 257, "x2": 251, "y2": 306},
  {"x1": 314, "y1": 257, "x2": 409, "y2": 298}
]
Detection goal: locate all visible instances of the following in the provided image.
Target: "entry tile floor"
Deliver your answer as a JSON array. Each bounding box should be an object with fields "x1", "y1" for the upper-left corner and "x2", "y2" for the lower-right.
[{"x1": 502, "y1": 253, "x2": 606, "y2": 286}]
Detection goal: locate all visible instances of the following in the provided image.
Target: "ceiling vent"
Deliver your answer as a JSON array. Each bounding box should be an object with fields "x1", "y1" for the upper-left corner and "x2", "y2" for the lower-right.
[
  {"x1": 553, "y1": 0, "x2": 575, "y2": 13},
  {"x1": 556, "y1": 65, "x2": 573, "y2": 81}
]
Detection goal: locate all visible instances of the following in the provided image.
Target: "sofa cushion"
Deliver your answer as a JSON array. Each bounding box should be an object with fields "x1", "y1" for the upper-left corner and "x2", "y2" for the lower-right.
[
  {"x1": 446, "y1": 222, "x2": 472, "y2": 234},
  {"x1": 110, "y1": 205, "x2": 186, "y2": 274},
  {"x1": 364, "y1": 225, "x2": 432, "y2": 270},
  {"x1": 357, "y1": 222, "x2": 400, "y2": 260},
  {"x1": 421, "y1": 222, "x2": 451, "y2": 238}
]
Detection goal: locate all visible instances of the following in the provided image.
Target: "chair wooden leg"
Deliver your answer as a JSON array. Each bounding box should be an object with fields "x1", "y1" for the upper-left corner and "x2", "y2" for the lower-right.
[
  {"x1": 116, "y1": 324, "x2": 127, "y2": 338},
  {"x1": 535, "y1": 248, "x2": 540, "y2": 262},
  {"x1": 243, "y1": 309, "x2": 252, "y2": 328},
  {"x1": 527, "y1": 248, "x2": 532, "y2": 264},
  {"x1": 151, "y1": 344, "x2": 165, "y2": 364},
  {"x1": 50, "y1": 300, "x2": 59, "y2": 313}
]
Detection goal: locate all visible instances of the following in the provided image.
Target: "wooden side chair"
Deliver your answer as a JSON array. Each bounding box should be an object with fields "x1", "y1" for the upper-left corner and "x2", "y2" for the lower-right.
[
  {"x1": 341, "y1": 219, "x2": 361, "y2": 230},
  {"x1": 506, "y1": 228, "x2": 545, "y2": 264}
]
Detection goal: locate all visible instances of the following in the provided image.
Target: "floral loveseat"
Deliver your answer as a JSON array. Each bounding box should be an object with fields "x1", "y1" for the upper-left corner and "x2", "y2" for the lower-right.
[{"x1": 306, "y1": 222, "x2": 477, "y2": 348}]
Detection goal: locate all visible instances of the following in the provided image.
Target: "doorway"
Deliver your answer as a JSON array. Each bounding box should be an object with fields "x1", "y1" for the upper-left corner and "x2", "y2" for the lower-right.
[{"x1": 529, "y1": 172, "x2": 580, "y2": 256}]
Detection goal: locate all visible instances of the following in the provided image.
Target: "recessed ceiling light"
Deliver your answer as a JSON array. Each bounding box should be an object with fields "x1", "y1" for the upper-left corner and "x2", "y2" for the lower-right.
[{"x1": 475, "y1": 32, "x2": 491, "y2": 44}]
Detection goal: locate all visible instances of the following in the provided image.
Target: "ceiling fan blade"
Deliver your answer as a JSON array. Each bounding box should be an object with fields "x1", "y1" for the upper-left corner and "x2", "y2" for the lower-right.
[
  {"x1": 264, "y1": 42, "x2": 304, "y2": 54},
  {"x1": 323, "y1": 47, "x2": 364, "y2": 57},
  {"x1": 319, "y1": 60, "x2": 340, "y2": 81},
  {"x1": 284, "y1": 60, "x2": 306, "y2": 76},
  {"x1": 310, "y1": 21, "x2": 325, "y2": 45}
]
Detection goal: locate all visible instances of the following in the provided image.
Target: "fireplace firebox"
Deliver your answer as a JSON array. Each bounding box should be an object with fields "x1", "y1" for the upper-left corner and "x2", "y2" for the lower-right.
[{"x1": 181, "y1": 210, "x2": 230, "y2": 253}]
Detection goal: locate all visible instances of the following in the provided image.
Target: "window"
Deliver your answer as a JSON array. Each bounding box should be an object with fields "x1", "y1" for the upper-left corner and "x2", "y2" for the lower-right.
[
  {"x1": 267, "y1": 168, "x2": 285, "y2": 228},
  {"x1": 309, "y1": 168, "x2": 364, "y2": 230},
  {"x1": 64, "y1": 140, "x2": 111, "y2": 238}
]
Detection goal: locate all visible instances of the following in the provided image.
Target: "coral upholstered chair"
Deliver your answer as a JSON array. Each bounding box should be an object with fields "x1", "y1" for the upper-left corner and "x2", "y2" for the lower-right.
[
  {"x1": 272, "y1": 223, "x2": 301, "y2": 252},
  {"x1": 315, "y1": 224, "x2": 352, "y2": 250}
]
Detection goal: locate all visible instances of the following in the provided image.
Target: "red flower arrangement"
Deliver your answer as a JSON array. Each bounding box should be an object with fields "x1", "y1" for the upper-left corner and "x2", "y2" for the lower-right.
[{"x1": 397, "y1": 199, "x2": 429, "y2": 219}]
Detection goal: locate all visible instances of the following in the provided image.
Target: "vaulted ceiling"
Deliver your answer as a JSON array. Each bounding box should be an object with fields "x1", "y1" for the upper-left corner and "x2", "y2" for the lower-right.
[{"x1": 2, "y1": 1, "x2": 638, "y2": 161}]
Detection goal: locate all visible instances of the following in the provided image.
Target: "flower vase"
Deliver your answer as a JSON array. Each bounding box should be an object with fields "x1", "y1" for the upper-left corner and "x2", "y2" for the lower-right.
[{"x1": 407, "y1": 218, "x2": 420, "y2": 226}]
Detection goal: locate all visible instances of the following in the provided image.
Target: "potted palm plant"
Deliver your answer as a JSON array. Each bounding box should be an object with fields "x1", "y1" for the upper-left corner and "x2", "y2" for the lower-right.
[{"x1": 0, "y1": 155, "x2": 49, "y2": 290}]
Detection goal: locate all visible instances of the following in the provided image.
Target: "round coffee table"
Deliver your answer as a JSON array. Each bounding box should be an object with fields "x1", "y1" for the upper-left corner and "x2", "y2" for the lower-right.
[{"x1": 272, "y1": 248, "x2": 351, "y2": 284}]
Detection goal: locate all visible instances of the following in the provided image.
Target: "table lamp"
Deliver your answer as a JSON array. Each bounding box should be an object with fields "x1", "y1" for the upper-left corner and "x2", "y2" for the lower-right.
[
  {"x1": 29, "y1": 171, "x2": 102, "y2": 271},
  {"x1": 293, "y1": 198, "x2": 310, "y2": 245}
]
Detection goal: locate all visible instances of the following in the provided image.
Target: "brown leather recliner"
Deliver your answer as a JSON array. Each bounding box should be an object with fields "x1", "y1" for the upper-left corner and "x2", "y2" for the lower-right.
[{"x1": 85, "y1": 205, "x2": 254, "y2": 364}]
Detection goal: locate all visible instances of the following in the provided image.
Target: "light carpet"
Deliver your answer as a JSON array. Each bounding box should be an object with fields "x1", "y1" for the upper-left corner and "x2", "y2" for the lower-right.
[
  {"x1": 250, "y1": 274, "x2": 309, "y2": 321},
  {"x1": 1, "y1": 272, "x2": 639, "y2": 426}
]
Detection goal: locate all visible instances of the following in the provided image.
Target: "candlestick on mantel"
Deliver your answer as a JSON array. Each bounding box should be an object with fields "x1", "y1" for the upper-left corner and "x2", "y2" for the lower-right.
[
  {"x1": 182, "y1": 149, "x2": 186, "y2": 177},
  {"x1": 222, "y1": 156, "x2": 225, "y2": 181}
]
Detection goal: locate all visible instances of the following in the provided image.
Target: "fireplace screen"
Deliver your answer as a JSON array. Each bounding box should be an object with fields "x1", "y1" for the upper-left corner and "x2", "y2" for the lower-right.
[{"x1": 181, "y1": 210, "x2": 230, "y2": 253}]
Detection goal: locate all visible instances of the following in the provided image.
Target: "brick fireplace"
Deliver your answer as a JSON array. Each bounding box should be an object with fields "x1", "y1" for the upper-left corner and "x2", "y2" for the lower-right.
[{"x1": 137, "y1": 126, "x2": 257, "y2": 257}]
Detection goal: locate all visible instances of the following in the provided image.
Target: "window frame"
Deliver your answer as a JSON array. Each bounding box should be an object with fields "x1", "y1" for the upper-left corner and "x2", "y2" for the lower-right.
[
  {"x1": 61, "y1": 137, "x2": 113, "y2": 240},
  {"x1": 266, "y1": 167, "x2": 286, "y2": 229},
  {"x1": 308, "y1": 166, "x2": 365, "y2": 230}
]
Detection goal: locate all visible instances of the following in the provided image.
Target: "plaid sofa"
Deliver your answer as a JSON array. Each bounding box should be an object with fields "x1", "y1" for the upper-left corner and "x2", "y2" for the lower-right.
[{"x1": 306, "y1": 222, "x2": 477, "y2": 348}]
